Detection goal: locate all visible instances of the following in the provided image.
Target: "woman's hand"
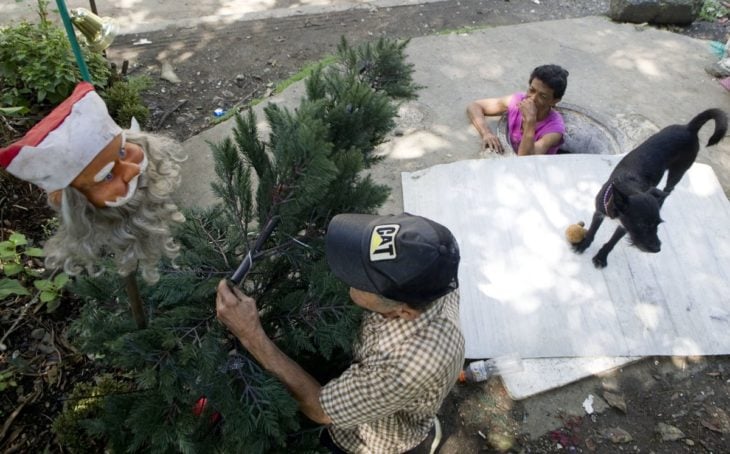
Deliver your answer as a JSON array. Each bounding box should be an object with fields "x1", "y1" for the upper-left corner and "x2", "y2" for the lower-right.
[
  {"x1": 481, "y1": 131, "x2": 503, "y2": 153},
  {"x1": 518, "y1": 98, "x2": 537, "y2": 126}
]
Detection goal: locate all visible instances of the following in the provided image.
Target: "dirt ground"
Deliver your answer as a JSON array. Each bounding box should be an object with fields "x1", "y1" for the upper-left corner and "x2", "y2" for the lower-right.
[
  {"x1": 444, "y1": 356, "x2": 730, "y2": 452},
  {"x1": 2, "y1": 0, "x2": 730, "y2": 452}
]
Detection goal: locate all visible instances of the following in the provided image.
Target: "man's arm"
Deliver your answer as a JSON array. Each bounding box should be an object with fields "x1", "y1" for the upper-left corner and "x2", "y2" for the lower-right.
[
  {"x1": 466, "y1": 95, "x2": 512, "y2": 153},
  {"x1": 215, "y1": 280, "x2": 332, "y2": 425}
]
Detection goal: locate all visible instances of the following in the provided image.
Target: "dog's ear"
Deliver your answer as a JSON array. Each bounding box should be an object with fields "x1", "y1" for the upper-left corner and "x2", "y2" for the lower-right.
[
  {"x1": 610, "y1": 183, "x2": 630, "y2": 216},
  {"x1": 649, "y1": 188, "x2": 669, "y2": 207}
]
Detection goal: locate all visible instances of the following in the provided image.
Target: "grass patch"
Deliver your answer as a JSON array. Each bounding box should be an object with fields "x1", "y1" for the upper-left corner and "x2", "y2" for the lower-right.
[
  {"x1": 434, "y1": 24, "x2": 493, "y2": 36},
  {"x1": 274, "y1": 55, "x2": 337, "y2": 94}
]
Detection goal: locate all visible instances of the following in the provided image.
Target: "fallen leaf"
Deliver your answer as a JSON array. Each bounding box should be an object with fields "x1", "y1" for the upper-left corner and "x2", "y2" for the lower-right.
[
  {"x1": 160, "y1": 62, "x2": 182, "y2": 84},
  {"x1": 584, "y1": 436, "x2": 597, "y2": 451},
  {"x1": 603, "y1": 391, "x2": 627, "y2": 413},
  {"x1": 701, "y1": 404, "x2": 730, "y2": 433},
  {"x1": 656, "y1": 422, "x2": 685, "y2": 441}
]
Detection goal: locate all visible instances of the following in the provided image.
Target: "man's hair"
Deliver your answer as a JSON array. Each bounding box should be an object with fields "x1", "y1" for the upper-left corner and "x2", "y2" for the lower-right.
[
  {"x1": 381, "y1": 294, "x2": 437, "y2": 312},
  {"x1": 44, "y1": 131, "x2": 186, "y2": 284},
  {"x1": 529, "y1": 64, "x2": 569, "y2": 99}
]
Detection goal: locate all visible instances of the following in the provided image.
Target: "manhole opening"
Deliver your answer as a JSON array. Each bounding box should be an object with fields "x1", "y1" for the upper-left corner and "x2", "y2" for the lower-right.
[{"x1": 497, "y1": 103, "x2": 625, "y2": 155}]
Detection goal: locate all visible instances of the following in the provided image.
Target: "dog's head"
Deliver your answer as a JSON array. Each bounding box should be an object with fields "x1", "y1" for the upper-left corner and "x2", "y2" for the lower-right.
[{"x1": 610, "y1": 183, "x2": 667, "y2": 253}]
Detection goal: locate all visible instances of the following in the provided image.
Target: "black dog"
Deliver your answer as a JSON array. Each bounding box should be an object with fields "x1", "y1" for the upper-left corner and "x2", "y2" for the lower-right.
[{"x1": 573, "y1": 108, "x2": 728, "y2": 268}]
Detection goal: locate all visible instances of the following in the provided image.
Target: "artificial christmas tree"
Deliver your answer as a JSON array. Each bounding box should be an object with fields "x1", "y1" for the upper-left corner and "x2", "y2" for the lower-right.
[{"x1": 56, "y1": 37, "x2": 420, "y2": 452}]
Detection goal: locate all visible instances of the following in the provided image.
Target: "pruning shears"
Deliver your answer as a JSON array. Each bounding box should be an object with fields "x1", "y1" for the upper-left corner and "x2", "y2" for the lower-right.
[{"x1": 228, "y1": 216, "x2": 280, "y2": 286}]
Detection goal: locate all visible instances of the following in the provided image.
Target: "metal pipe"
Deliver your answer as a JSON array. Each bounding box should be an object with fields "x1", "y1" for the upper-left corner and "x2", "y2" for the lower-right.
[{"x1": 55, "y1": 0, "x2": 92, "y2": 82}]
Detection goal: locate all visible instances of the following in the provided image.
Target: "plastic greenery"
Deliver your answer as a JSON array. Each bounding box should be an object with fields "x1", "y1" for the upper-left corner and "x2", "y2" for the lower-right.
[{"x1": 62, "y1": 36, "x2": 420, "y2": 452}]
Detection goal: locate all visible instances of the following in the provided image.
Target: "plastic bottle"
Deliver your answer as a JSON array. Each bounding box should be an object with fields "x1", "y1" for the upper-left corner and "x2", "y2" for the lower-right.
[{"x1": 458, "y1": 354, "x2": 523, "y2": 383}]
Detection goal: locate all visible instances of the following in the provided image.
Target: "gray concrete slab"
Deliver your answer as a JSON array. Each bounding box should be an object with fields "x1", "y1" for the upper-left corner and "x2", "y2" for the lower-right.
[{"x1": 178, "y1": 16, "x2": 730, "y2": 211}]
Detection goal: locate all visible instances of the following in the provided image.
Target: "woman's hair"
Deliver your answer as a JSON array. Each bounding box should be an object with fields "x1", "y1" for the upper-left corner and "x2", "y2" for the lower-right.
[{"x1": 530, "y1": 64, "x2": 569, "y2": 99}]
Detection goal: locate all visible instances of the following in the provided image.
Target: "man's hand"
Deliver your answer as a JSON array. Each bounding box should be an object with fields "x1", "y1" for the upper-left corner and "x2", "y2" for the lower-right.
[
  {"x1": 518, "y1": 98, "x2": 537, "y2": 126},
  {"x1": 481, "y1": 131, "x2": 503, "y2": 154},
  {"x1": 216, "y1": 280, "x2": 263, "y2": 347},
  {"x1": 215, "y1": 281, "x2": 331, "y2": 425}
]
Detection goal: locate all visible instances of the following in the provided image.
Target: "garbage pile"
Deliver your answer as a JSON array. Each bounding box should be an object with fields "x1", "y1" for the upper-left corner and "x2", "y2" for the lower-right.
[{"x1": 706, "y1": 37, "x2": 730, "y2": 91}]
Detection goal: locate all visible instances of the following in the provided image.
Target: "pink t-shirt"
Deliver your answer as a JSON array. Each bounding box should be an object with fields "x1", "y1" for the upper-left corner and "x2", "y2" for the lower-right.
[{"x1": 507, "y1": 92, "x2": 565, "y2": 155}]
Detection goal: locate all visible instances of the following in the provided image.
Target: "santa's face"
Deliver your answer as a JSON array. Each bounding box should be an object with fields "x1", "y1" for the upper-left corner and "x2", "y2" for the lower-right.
[{"x1": 70, "y1": 133, "x2": 148, "y2": 208}]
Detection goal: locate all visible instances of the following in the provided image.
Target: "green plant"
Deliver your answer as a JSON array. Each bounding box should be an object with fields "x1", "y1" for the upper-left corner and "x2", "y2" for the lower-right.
[
  {"x1": 52, "y1": 374, "x2": 132, "y2": 453},
  {"x1": 34, "y1": 273, "x2": 70, "y2": 310},
  {"x1": 0, "y1": 367, "x2": 19, "y2": 392},
  {"x1": 101, "y1": 75, "x2": 153, "y2": 128},
  {"x1": 1, "y1": 106, "x2": 27, "y2": 144},
  {"x1": 699, "y1": 0, "x2": 729, "y2": 21},
  {"x1": 0, "y1": 0, "x2": 110, "y2": 111},
  {"x1": 67, "y1": 37, "x2": 420, "y2": 453},
  {"x1": 335, "y1": 36, "x2": 422, "y2": 100},
  {"x1": 0, "y1": 232, "x2": 43, "y2": 278},
  {"x1": 0, "y1": 231, "x2": 69, "y2": 311}
]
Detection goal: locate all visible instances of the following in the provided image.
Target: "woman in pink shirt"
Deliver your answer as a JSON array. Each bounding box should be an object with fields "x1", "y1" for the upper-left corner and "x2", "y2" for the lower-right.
[{"x1": 467, "y1": 64, "x2": 569, "y2": 156}]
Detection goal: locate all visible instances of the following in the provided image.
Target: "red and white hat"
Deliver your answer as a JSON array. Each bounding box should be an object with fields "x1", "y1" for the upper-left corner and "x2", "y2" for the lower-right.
[{"x1": 0, "y1": 82, "x2": 121, "y2": 192}]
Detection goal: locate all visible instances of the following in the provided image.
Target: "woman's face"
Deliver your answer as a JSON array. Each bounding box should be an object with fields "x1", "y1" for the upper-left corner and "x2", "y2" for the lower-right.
[{"x1": 526, "y1": 77, "x2": 559, "y2": 116}]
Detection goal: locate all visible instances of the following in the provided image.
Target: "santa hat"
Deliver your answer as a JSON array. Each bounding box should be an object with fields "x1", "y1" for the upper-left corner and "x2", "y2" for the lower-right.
[{"x1": 0, "y1": 82, "x2": 121, "y2": 192}]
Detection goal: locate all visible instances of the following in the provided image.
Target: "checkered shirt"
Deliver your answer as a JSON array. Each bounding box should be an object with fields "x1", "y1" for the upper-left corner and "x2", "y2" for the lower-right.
[{"x1": 320, "y1": 290, "x2": 464, "y2": 453}]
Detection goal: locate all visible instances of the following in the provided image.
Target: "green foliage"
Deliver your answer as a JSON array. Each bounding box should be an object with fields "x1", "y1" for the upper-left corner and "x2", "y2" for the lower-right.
[
  {"x1": 101, "y1": 75, "x2": 153, "y2": 128},
  {"x1": 0, "y1": 367, "x2": 19, "y2": 392},
  {"x1": 34, "y1": 273, "x2": 70, "y2": 309},
  {"x1": 65, "y1": 37, "x2": 419, "y2": 452},
  {"x1": 699, "y1": 0, "x2": 729, "y2": 21},
  {"x1": 52, "y1": 374, "x2": 132, "y2": 454},
  {"x1": 0, "y1": 0, "x2": 110, "y2": 111},
  {"x1": 0, "y1": 106, "x2": 26, "y2": 115},
  {"x1": 335, "y1": 36, "x2": 422, "y2": 100},
  {"x1": 0, "y1": 231, "x2": 69, "y2": 311}
]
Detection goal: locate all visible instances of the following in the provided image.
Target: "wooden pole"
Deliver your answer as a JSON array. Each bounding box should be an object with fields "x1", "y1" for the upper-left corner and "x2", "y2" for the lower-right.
[{"x1": 124, "y1": 272, "x2": 148, "y2": 329}]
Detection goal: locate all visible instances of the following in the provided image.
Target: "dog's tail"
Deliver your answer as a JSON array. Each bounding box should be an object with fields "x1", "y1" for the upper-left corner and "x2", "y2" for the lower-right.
[{"x1": 687, "y1": 108, "x2": 728, "y2": 146}]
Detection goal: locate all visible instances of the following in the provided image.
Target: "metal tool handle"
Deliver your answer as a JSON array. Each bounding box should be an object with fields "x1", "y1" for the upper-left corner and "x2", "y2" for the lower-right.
[{"x1": 229, "y1": 216, "x2": 280, "y2": 285}]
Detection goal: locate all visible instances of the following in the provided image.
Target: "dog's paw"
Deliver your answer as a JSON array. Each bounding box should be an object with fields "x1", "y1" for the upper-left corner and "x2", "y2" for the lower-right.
[
  {"x1": 572, "y1": 239, "x2": 591, "y2": 254},
  {"x1": 592, "y1": 254, "x2": 608, "y2": 268}
]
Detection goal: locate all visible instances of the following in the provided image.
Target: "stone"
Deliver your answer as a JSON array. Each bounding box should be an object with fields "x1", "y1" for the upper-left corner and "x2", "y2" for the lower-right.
[{"x1": 608, "y1": 0, "x2": 703, "y2": 25}]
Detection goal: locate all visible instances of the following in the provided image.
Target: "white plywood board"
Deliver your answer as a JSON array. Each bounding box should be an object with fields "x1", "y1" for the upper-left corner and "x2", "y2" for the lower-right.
[
  {"x1": 499, "y1": 356, "x2": 640, "y2": 400},
  {"x1": 402, "y1": 155, "x2": 730, "y2": 359}
]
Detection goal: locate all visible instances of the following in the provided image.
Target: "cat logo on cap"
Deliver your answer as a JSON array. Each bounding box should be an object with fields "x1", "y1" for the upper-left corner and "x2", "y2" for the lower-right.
[{"x1": 369, "y1": 224, "x2": 400, "y2": 262}]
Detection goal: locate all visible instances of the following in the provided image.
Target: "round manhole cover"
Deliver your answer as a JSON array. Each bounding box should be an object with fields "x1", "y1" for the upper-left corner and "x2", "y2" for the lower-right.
[{"x1": 497, "y1": 103, "x2": 627, "y2": 155}]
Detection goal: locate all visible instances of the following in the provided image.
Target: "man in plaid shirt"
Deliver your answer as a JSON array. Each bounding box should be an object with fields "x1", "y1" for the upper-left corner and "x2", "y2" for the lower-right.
[{"x1": 217, "y1": 213, "x2": 465, "y2": 453}]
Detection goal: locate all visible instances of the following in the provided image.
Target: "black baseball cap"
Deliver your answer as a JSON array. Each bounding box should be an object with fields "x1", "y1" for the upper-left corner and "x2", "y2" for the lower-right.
[{"x1": 325, "y1": 213, "x2": 460, "y2": 306}]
